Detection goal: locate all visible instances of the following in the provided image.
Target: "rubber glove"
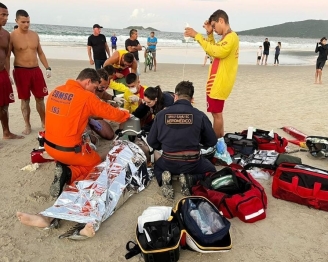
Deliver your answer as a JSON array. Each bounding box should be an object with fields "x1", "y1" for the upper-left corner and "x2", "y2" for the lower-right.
[
  {"x1": 129, "y1": 95, "x2": 139, "y2": 103},
  {"x1": 46, "y1": 68, "x2": 51, "y2": 78},
  {"x1": 113, "y1": 96, "x2": 125, "y2": 105},
  {"x1": 89, "y1": 119, "x2": 102, "y2": 131}
]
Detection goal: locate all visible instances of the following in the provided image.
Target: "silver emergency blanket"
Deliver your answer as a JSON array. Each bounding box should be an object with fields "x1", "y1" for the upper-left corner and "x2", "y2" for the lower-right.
[{"x1": 41, "y1": 140, "x2": 151, "y2": 231}]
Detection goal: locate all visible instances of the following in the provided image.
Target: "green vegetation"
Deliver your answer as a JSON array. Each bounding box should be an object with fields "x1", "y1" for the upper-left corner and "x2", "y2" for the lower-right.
[
  {"x1": 124, "y1": 26, "x2": 159, "y2": 31},
  {"x1": 237, "y1": 20, "x2": 328, "y2": 38}
]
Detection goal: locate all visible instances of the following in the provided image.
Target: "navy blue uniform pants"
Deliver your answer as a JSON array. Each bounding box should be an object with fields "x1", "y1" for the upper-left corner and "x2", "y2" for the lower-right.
[{"x1": 154, "y1": 156, "x2": 216, "y2": 186}]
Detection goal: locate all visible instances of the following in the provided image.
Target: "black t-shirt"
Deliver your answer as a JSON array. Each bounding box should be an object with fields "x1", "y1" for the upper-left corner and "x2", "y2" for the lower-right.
[
  {"x1": 125, "y1": 38, "x2": 140, "y2": 61},
  {"x1": 316, "y1": 43, "x2": 328, "y2": 61},
  {"x1": 87, "y1": 34, "x2": 107, "y2": 60},
  {"x1": 263, "y1": 41, "x2": 270, "y2": 51}
]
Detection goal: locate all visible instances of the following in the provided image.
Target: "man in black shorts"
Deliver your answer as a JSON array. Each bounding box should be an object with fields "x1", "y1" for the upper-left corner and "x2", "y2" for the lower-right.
[
  {"x1": 315, "y1": 37, "x2": 328, "y2": 84},
  {"x1": 87, "y1": 24, "x2": 110, "y2": 69},
  {"x1": 261, "y1": 38, "x2": 270, "y2": 65}
]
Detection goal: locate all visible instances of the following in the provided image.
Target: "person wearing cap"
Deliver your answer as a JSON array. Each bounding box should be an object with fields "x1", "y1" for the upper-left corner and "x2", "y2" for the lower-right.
[
  {"x1": 87, "y1": 24, "x2": 110, "y2": 69},
  {"x1": 315, "y1": 37, "x2": 328, "y2": 84}
]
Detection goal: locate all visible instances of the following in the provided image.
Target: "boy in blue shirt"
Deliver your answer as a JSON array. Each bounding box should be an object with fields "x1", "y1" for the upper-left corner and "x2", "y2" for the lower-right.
[
  {"x1": 145, "y1": 31, "x2": 158, "y2": 71},
  {"x1": 110, "y1": 33, "x2": 117, "y2": 52}
]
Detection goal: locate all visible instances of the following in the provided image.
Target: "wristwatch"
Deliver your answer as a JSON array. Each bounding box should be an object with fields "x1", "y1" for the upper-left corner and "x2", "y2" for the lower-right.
[{"x1": 46, "y1": 67, "x2": 51, "y2": 70}]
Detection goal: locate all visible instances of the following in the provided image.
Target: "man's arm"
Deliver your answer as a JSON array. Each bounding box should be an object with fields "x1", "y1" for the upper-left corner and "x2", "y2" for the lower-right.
[
  {"x1": 36, "y1": 35, "x2": 50, "y2": 69},
  {"x1": 200, "y1": 115, "x2": 217, "y2": 147},
  {"x1": 109, "y1": 79, "x2": 129, "y2": 92},
  {"x1": 315, "y1": 43, "x2": 319, "y2": 53},
  {"x1": 5, "y1": 33, "x2": 11, "y2": 73},
  {"x1": 146, "y1": 117, "x2": 161, "y2": 150},
  {"x1": 87, "y1": 46, "x2": 93, "y2": 62},
  {"x1": 130, "y1": 59, "x2": 137, "y2": 74},
  {"x1": 194, "y1": 33, "x2": 235, "y2": 59},
  {"x1": 105, "y1": 42, "x2": 110, "y2": 57},
  {"x1": 135, "y1": 40, "x2": 142, "y2": 50},
  {"x1": 96, "y1": 90, "x2": 113, "y2": 101},
  {"x1": 103, "y1": 51, "x2": 118, "y2": 67}
]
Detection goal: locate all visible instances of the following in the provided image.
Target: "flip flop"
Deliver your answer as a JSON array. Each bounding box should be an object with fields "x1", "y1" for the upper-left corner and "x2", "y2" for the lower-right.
[
  {"x1": 44, "y1": 218, "x2": 60, "y2": 230},
  {"x1": 58, "y1": 223, "x2": 89, "y2": 240}
]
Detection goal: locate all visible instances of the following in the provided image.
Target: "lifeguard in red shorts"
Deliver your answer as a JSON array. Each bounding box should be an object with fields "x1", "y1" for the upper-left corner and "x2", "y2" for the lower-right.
[
  {"x1": 44, "y1": 68, "x2": 130, "y2": 198},
  {"x1": 7, "y1": 9, "x2": 51, "y2": 135},
  {"x1": 0, "y1": 3, "x2": 23, "y2": 140},
  {"x1": 184, "y1": 9, "x2": 239, "y2": 138}
]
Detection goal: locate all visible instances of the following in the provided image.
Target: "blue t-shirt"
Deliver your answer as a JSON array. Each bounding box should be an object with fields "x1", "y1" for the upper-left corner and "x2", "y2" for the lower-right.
[
  {"x1": 110, "y1": 36, "x2": 117, "y2": 45},
  {"x1": 147, "y1": 37, "x2": 157, "y2": 51}
]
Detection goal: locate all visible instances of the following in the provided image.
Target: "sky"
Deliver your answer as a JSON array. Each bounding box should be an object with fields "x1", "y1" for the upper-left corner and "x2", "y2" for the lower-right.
[{"x1": 4, "y1": 0, "x2": 328, "y2": 32}]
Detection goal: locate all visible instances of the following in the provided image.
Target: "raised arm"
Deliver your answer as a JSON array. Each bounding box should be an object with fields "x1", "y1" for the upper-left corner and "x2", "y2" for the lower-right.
[{"x1": 315, "y1": 43, "x2": 319, "y2": 53}]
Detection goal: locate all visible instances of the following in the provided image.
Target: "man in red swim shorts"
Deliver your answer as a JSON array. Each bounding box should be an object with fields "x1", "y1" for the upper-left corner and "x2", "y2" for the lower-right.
[
  {"x1": 185, "y1": 9, "x2": 239, "y2": 138},
  {"x1": 7, "y1": 9, "x2": 51, "y2": 135},
  {"x1": 0, "y1": 3, "x2": 23, "y2": 140}
]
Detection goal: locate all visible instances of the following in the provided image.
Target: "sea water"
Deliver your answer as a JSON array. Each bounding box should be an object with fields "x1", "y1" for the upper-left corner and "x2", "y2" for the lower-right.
[{"x1": 5, "y1": 22, "x2": 318, "y2": 65}]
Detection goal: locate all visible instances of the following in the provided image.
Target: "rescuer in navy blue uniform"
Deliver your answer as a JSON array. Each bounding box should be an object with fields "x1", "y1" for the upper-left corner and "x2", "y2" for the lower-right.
[{"x1": 147, "y1": 81, "x2": 217, "y2": 199}]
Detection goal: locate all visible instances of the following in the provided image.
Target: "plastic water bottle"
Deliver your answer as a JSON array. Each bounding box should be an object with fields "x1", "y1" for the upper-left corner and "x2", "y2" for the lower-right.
[{"x1": 184, "y1": 22, "x2": 190, "y2": 42}]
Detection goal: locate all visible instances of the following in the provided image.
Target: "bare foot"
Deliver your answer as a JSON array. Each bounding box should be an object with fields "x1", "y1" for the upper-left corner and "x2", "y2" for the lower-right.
[
  {"x1": 3, "y1": 133, "x2": 25, "y2": 139},
  {"x1": 314, "y1": 82, "x2": 318, "y2": 84},
  {"x1": 16, "y1": 212, "x2": 52, "y2": 228},
  {"x1": 22, "y1": 126, "x2": 32, "y2": 135},
  {"x1": 79, "y1": 223, "x2": 96, "y2": 238},
  {"x1": 319, "y1": 81, "x2": 323, "y2": 84}
]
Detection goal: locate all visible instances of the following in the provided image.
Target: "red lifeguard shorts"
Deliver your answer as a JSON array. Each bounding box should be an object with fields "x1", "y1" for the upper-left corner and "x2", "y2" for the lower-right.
[
  {"x1": 13, "y1": 66, "x2": 48, "y2": 99},
  {"x1": 206, "y1": 95, "x2": 225, "y2": 113},
  {"x1": 0, "y1": 69, "x2": 15, "y2": 106}
]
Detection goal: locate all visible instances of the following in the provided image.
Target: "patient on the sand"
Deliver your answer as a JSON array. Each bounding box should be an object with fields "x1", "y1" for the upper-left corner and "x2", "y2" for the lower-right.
[{"x1": 16, "y1": 212, "x2": 96, "y2": 239}]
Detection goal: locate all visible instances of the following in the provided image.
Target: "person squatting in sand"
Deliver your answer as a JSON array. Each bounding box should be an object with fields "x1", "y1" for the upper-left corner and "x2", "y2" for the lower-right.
[
  {"x1": 0, "y1": 2, "x2": 24, "y2": 140},
  {"x1": 17, "y1": 69, "x2": 131, "y2": 239},
  {"x1": 184, "y1": 9, "x2": 239, "y2": 138},
  {"x1": 132, "y1": 86, "x2": 174, "y2": 132},
  {"x1": 147, "y1": 81, "x2": 217, "y2": 199},
  {"x1": 315, "y1": 37, "x2": 328, "y2": 84},
  {"x1": 43, "y1": 68, "x2": 130, "y2": 199},
  {"x1": 7, "y1": 9, "x2": 52, "y2": 135}
]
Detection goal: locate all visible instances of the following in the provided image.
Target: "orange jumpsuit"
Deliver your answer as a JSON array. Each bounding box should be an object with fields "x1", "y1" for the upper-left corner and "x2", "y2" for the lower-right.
[{"x1": 44, "y1": 79, "x2": 130, "y2": 183}]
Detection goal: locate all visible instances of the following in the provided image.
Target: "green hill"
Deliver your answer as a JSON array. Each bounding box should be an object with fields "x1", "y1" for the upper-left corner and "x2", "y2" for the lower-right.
[
  {"x1": 124, "y1": 26, "x2": 159, "y2": 31},
  {"x1": 237, "y1": 20, "x2": 328, "y2": 38}
]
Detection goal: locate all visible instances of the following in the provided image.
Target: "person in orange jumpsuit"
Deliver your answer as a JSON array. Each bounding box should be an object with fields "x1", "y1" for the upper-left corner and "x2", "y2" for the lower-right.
[{"x1": 44, "y1": 68, "x2": 130, "y2": 198}]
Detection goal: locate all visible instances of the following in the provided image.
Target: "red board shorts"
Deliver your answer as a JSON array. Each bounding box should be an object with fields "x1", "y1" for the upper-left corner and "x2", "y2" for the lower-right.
[
  {"x1": 207, "y1": 95, "x2": 225, "y2": 113},
  {"x1": 13, "y1": 66, "x2": 48, "y2": 99},
  {"x1": 0, "y1": 69, "x2": 15, "y2": 106}
]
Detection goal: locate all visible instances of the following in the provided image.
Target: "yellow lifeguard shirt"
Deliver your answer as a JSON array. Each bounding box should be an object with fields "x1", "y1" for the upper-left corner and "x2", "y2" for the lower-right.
[
  {"x1": 195, "y1": 31, "x2": 239, "y2": 100},
  {"x1": 113, "y1": 50, "x2": 129, "y2": 69}
]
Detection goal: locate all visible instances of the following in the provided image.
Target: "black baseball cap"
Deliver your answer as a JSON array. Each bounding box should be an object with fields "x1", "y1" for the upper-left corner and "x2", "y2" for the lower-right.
[{"x1": 93, "y1": 24, "x2": 103, "y2": 29}]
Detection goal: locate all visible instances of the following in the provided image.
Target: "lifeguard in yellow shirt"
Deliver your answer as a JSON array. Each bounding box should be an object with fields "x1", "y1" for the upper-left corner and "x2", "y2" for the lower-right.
[{"x1": 184, "y1": 9, "x2": 239, "y2": 138}]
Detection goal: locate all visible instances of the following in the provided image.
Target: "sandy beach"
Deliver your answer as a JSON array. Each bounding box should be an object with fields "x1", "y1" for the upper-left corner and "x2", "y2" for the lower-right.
[{"x1": 1, "y1": 60, "x2": 328, "y2": 262}]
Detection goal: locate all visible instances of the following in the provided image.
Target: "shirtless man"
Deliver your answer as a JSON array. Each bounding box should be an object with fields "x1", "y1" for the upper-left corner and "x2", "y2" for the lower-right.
[
  {"x1": 7, "y1": 9, "x2": 51, "y2": 135},
  {"x1": 0, "y1": 3, "x2": 23, "y2": 139}
]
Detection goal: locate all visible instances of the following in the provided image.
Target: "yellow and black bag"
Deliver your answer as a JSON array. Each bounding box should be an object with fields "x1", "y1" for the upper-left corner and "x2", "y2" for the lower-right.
[
  {"x1": 174, "y1": 196, "x2": 232, "y2": 253},
  {"x1": 125, "y1": 196, "x2": 232, "y2": 261}
]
